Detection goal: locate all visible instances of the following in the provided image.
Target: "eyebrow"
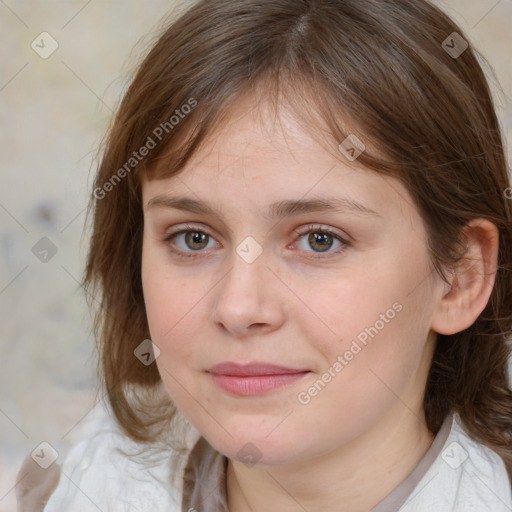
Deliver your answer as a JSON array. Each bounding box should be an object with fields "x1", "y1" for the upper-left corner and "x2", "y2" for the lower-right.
[{"x1": 145, "y1": 194, "x2": 381, "y2": 219}]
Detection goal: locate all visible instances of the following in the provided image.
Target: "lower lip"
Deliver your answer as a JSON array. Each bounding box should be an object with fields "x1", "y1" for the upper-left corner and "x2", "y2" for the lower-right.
[{"x1": 209, "y1": 372, "x2": 310, "y2": 396}]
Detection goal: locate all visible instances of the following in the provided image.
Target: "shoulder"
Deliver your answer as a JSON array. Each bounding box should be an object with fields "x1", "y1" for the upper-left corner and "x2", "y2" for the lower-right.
[
  {"x1": 17, "y1": 407, "x2": 200, "y2": 512},
  {"x1": 402, "y1": 414, "x2": 512, "y2": 511},
  {"x1": 448, "y1": 416, "x2": 512, "y2": 506}
]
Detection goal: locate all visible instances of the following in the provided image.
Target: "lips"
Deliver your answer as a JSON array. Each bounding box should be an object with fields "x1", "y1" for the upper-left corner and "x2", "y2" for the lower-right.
[
  {"x1": 208, "y1": 362, "x2": 308, "y2": 376},
  {"x1": 207, "y1": 362, "x2": 310, "y2": 396}
]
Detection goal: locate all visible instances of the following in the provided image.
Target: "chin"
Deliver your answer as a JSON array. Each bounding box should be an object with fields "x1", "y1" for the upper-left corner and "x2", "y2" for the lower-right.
[{"x1": 205, "y1": 427, "x2": 302, "y2": 466}]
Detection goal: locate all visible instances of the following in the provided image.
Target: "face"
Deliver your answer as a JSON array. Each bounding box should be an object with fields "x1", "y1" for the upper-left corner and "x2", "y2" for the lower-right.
[{"x1": 141, "y1": 94, "x2": 443, "y2": 466}]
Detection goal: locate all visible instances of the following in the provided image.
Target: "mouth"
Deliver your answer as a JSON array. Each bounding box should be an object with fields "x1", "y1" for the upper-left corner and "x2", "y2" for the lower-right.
[{"x1": 207, "y1": 362, "x2": 311, "y2": 396}]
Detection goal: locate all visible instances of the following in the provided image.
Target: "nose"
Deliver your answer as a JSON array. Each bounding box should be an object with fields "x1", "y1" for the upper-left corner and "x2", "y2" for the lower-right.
[{"x1": 211, "y1": 248, "x2": 286, "y2": 339}]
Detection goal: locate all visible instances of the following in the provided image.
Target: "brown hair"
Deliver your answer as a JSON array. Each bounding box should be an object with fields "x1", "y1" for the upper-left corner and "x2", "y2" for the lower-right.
[{"x1": 84, "y1": 0, "x2": 512, "y2": 477}]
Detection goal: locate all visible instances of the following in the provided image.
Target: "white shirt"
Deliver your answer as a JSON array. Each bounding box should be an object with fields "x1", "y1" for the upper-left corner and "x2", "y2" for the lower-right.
[{"x1": 18, "y1": 408, "x2": 512, "y2": 511}]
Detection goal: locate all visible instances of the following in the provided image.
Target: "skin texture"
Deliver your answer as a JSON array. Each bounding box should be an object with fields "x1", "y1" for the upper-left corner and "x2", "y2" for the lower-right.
[{"x1": 141, "y1": 94, "x2": 498, "y2": 511}]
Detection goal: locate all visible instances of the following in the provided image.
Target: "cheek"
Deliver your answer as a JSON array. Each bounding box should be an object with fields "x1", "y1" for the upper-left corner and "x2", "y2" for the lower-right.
[
  {"x1": 303, "y1": 250, "x2": 433, "y2": 378},
  {"x1": 142, "y1": 240, "x2": 195, "y2": 338},
  {"x1": 143, "y1": 277, "x2": 202, "y2": 363},
  {"x1": 141, "y1": 254, "x2": 195, "y2": 365},
  {"x1": 292, "y1": 264, "x2": 402, "y2": 355},
  {"x1": 142, "y1": 269, "x2": 205, "y2": 409}
]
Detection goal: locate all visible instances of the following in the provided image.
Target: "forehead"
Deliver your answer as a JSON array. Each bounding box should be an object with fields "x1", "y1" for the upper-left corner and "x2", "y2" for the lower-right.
[{"x1": 141, "y1": 94, "x2": 413, "y2": 224}]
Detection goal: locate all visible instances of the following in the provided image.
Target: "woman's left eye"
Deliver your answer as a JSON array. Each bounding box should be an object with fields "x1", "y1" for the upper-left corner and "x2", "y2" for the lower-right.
[
  {"x1": 163, "y1": 224, "x2": 349, "y2": 259},
  {"x1": 293, "y1": 224, "x2": 348, "y2": 258}
]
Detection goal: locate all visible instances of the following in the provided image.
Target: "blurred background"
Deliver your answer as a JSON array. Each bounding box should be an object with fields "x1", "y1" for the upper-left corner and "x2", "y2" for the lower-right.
[{"x1": 0, "y1": 1, "x2": 511, "y2": 510}]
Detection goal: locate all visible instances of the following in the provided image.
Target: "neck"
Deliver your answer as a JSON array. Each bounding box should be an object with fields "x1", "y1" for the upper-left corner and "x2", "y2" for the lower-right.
[{"x1": 226, "y1": 408, "x2": 435, "y2": 512}]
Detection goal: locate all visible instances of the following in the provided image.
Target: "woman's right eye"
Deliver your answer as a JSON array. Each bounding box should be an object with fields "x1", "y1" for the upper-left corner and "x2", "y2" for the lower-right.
[{"x1": 163, "y1": 226, "x2": 219, "y2": 258}]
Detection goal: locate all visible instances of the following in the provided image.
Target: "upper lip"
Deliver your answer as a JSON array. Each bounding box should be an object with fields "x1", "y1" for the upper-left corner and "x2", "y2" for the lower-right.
[{"x1": 208, "y1": 362, "x2": 309, "y2": 376}]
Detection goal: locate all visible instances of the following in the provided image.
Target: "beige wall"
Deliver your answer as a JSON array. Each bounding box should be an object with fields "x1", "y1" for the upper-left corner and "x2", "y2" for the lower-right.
[{"x1": 0, "y1": 1, "x2": 510, "y2": 509}]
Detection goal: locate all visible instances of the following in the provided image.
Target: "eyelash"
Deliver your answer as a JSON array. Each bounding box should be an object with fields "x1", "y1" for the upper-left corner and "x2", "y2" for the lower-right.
[{"x1": 162, "y1": 223, "x2": 350, "y2": 260}]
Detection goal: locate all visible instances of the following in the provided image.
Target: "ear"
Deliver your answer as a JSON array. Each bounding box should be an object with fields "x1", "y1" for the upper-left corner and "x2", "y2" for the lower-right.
[{"x1": 431, "y1": 218, "x2": 499, "y2": 335}]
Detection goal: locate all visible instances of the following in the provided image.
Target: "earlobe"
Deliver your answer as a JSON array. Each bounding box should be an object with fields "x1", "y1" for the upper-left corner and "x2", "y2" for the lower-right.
[{"x1": 431, "y1": 219, "x2": 499, "y2": 336}]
